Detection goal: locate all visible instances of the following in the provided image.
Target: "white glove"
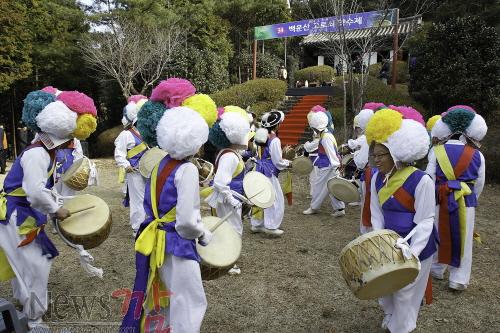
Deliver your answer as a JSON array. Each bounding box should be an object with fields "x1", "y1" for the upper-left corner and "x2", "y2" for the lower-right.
[
  {"x1": 226, "y1": 195, "x2": 242, "y2": 210},
  {"x1": 395, "y1": 238, "x2": 414, "y2": 260},
  {"x1": 348, "y1": 139, "x2": 360, "y2": 150},
  {"x1": 198, "y1": 230, "x2": 213, "y2": 246}
]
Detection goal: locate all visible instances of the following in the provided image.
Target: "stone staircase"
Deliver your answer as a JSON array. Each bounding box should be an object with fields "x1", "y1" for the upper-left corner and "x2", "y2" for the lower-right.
[{"x1": 278, "y1": 95, "x2": 329, "y2": 145}]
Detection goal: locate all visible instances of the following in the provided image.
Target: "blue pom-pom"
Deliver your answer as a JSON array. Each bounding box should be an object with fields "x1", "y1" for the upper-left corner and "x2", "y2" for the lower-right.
[
  {"x1": 22, "y1": 91, "x2": 56, "y2": 132},
  {"x1": 136, "y1": 101, "x2": 167, "y2": 146},
  {"x1": 442, "y1": 109, "x2": 475, "y2": 134},
  {"x1": 208, "y1": 121, "x2": 231, "y2": 149}
]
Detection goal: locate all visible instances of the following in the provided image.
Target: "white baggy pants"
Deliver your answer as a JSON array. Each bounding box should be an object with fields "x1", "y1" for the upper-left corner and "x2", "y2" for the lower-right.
[
  {"x1": 310, "y1": 166, "x2": 345, "y2": 211},
  {"x1": 250, "y1": 176, "x2": 284, "y2": 230}
]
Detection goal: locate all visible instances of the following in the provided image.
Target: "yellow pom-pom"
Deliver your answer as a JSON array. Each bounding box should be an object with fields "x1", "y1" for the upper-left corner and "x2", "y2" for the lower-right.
[
  {"x1": 73, "y1": 114, "x2": 97, "y2": 140},
  {"x1": 181, "y1": 94, "x2": 217, "y2": 127},
  {"x1": 223, "y1": 105, "x2": 247, "y2": 119},
  {"x1": 365, "y1": 108, "x2": 403, "y2": 144},
  {"x1": 426, "y1": 115, "x2": 441, "y2": 132}
]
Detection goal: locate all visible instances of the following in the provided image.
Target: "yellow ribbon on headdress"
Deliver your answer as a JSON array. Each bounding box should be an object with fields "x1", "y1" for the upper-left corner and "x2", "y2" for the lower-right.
[
  {"x1": 134, "y1": 162, "x2": 175, "y2": 312},
  {"x1": 435, "y1": 145, "x2": 473, "y2": 255}
]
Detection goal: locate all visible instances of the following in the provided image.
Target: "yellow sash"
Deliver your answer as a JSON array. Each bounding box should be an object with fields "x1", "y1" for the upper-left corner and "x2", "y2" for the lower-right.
[
  {"x1": 127, "y1": 142, "x2": 147, "y2": 159},
  {"x1": 378, "y1": 166, "x2": 418, "y2": 206},
  {"x1": 0, "y1": 249, "x2": 15, "y2": 281},
  {"x1": 134, "y1": 162, "x2": 175, "y2": 312},
  {"x1": 435, "y1": 145, "x2": 472, "y2": 255}
]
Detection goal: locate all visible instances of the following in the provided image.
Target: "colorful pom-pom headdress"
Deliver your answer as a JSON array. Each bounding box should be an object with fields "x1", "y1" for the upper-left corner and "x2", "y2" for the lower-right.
[
  {"x1": 366, "y1": 108, "x2": 429, "y2": 165},
  {"x1": 22, "y1": 88, "x2": 98, "y2": 149},
  {"x1": 426, "y1": 115, "x2": 441, "y2": 133},
  {"x1": 362, "y1": 102, "x2": 386, "y2": 111},
  {"x1": 356, "y1": 109, "x2": 375, "y2": 132},
  {"x1": 431, "y1": 105, "x2": 487, "y2": 143},
  {"x1": 123, "y1": 95, "x2": 149, "y2": 127},
  {"x1": 208, "y1": 107, "x2": 250, "y2": 149},
  {"x1": 137, "y1": 78, "x2": 214, "y2": 151}
]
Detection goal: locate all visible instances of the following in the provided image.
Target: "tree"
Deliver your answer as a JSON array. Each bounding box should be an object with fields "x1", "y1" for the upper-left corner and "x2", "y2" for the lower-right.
[
  {"x1": 0, "y1": 0, "x2": 32, "y2": 92},
  {"x1": 409, "y1": 16, "x2": 500, "y2": 118},
  {"x1": 81, "y1": 16, "x2": 183, "y2": 98}
]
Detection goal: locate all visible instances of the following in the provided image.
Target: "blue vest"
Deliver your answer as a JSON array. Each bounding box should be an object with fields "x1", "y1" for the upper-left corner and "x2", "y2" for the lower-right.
[{"x1": 375, "y1": 169, "x2": 438, "y2": 261}]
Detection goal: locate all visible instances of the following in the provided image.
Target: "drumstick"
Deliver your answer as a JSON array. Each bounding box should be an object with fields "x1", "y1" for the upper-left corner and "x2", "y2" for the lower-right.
[
  {"x1": 208, "y1": 189, "x2": 267, "y2": 233},
  {"x1": 69, "y1": 205, "x2": 95, "y2": 215}
]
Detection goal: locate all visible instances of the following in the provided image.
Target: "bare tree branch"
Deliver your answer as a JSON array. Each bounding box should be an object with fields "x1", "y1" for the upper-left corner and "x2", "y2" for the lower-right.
[{"x1": 80, "y1": 16, "x2": 183, "y2": 98}]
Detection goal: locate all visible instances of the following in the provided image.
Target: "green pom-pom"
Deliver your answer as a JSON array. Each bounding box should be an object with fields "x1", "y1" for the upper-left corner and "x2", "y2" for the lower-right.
[
  {"x1": 208, "y1": 121, "x2": 231, "y2": 149},
  {"x1": 442, "y1": 109, "x2": 475, "y2": 134},
  {"x1": 22, "y1": 91, "x2": 56, "y2": 132},
  {"x1": 136, "y1": 101, "x2": 167, "y2": 147}
]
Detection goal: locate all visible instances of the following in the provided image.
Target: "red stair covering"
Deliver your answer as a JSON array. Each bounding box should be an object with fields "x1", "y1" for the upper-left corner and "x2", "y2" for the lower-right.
[{"x1": 279, "y1": 95, "x2": 328, "y2": 145}]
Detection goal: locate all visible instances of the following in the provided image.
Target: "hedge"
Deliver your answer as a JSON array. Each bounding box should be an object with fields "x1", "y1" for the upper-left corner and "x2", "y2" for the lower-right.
[
  {"x1": 211, "y1": 79, "x2": 287, "y2": 116},
  {"x1": 295, "y1": 65, "x2": 335, "y2": 83},
  {"x1": 369, "y1": 60, "x2": 409, "y2": 84}
]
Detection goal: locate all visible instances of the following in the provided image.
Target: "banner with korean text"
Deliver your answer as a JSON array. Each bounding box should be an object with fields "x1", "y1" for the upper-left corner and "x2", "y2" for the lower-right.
[{"x1": 254, "y1": 9, "x2": 397, "y2": 40}]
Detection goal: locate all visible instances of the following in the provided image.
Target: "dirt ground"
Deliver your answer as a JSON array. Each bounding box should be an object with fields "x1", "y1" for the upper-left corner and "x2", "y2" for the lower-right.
[{"x1": 1, "y1": 158, "x2": 499, "y2": 333}]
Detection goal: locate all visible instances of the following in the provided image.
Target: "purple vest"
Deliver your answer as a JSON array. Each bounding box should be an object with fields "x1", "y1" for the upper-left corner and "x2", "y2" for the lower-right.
[
  {"x1": 256, "y1": 136, "x2": 280, "y2": 178},
  {"x1": 55, "y1": 148, "x2": 75, "y2": 175},
  {"x1": 2, "y1": 144, "x2": 55, "y2": 227},
  {"x1": 375, "y1": 169, "x2": 437, "y2": 261},
  {"x1": 214, "y1": 151, "x2": 245, "y2": 195},
  {"x1": 435, "y1": 144, "x2": 481, "y2": 207},
  {"x1": 314, "y1": 134, "x2": 338, "y2": 168},
  {"x1": 127, "y1": 129, "x2": 146, "y2": 168},
  {"x1": 141, "y1": 156, "x2": 199, "y2": 262}
]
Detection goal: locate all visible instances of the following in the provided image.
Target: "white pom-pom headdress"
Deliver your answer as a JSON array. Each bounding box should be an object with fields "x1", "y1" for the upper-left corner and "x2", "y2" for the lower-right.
[
  {"x1": 220, "y1": 112, "x2": 251, "y2": 146},
  {"x1": 308, "y1": 111, "x2": 328, "y2": 131},
  {"x1": 357, "y1": 109, "x2": 375, "y2": 132},
  {"x1": 156, "y1": 107, "x2": 208, "y2": 160}
]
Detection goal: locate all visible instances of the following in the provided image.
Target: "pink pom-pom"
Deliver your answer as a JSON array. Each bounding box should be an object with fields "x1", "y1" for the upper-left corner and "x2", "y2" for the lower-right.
[
  {"x1": 41, "y1": 86, "x2": 58, "y2": 95},
  {"x1": 57, "y1": 91, "x2": 97, "y2": 116},
  {"x1": 362, "y1": 102, "x2": 385, "y2": 111},
  {"x1": 447, "y1": 105, "x2": 476, "y2": 114},
  {"x1": 127, "y1": 95, "x2": 148, "y2": 104},
  {"x1": 390, "y1": 105, "x2": 425, "y2": 126},
  {"x1": 150, "y1": 78, "x2": 196, "y2": 108},
  {"x1": 217, "y1": 107, "x2": 225, "y2": 120},
  {"x1": 311, "y1": 105, "x2": 326, "y2": 113}
]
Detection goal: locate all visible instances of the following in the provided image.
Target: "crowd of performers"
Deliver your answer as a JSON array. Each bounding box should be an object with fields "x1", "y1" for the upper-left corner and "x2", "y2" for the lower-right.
[{"x1": 0, "y1": 77, "x2": 487, "y2": 333}]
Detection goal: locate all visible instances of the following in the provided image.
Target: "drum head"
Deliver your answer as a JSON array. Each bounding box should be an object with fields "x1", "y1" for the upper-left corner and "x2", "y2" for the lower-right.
[
  {"x1": 292, "y1": 156, "x2": 313, "y2": 175},
  {"x1": 139, "y1": 147, "x2": 167, "y2": 178},
  {"x1": 62, "y1": 158, "x2": 90, "y2": 191},
  {"x1": 197, "y1": 216, "x2": 242, "y2": 268},
  {"x1": 327, "y1": 177, "x2": 360, "y2": 203},
  {"x1": 243, "y1": 171, "x2": 275, "y2": 208},
  {"x1": 60, "y1": 194, "x2": 112, "y2": 249}
]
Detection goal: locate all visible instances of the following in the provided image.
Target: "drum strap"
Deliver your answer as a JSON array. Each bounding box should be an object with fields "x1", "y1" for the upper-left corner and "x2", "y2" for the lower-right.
[
  {"x1": 126, "y1": 142, "x2": 147, "y2": 159},
  {"x1": 435, "y1": 145, "x2": 474, "y2": 265},
  {"x1": 214, "y1": 149, "x2": 244, "y2": 177}
]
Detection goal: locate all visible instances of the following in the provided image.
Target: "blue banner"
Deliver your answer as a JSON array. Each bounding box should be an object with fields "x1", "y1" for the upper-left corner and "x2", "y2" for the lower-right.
[{"x1": 254, "y1": 10, "x2": 396, "y2": 40}]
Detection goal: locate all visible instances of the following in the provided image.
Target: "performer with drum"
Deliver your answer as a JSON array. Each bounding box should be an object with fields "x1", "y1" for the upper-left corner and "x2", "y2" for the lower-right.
[
  {"x1": 114, "y1": 95, "x2": 149, "y2": 236},
  {"x1": 204, "y1": 107, "x2": 250, "y2": 274},
  {"x1": 302, "y1": 111, "x2": 346, "y2": 217},
  {"x1": 121, "y1": 81, "x2": 214, "y2": 332},
  {"x1": 251, "y1": 110, "x2": 290, "y2": 236},
  {"x1": 366, "y1": 108, "x2": 438, "y2": 332},
  {"x1": 426, "y1": 106, "x2": 486, "y2": 291},
  {"x1": 0, "y1": 89, "x2": 98, "y2": 329}
]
